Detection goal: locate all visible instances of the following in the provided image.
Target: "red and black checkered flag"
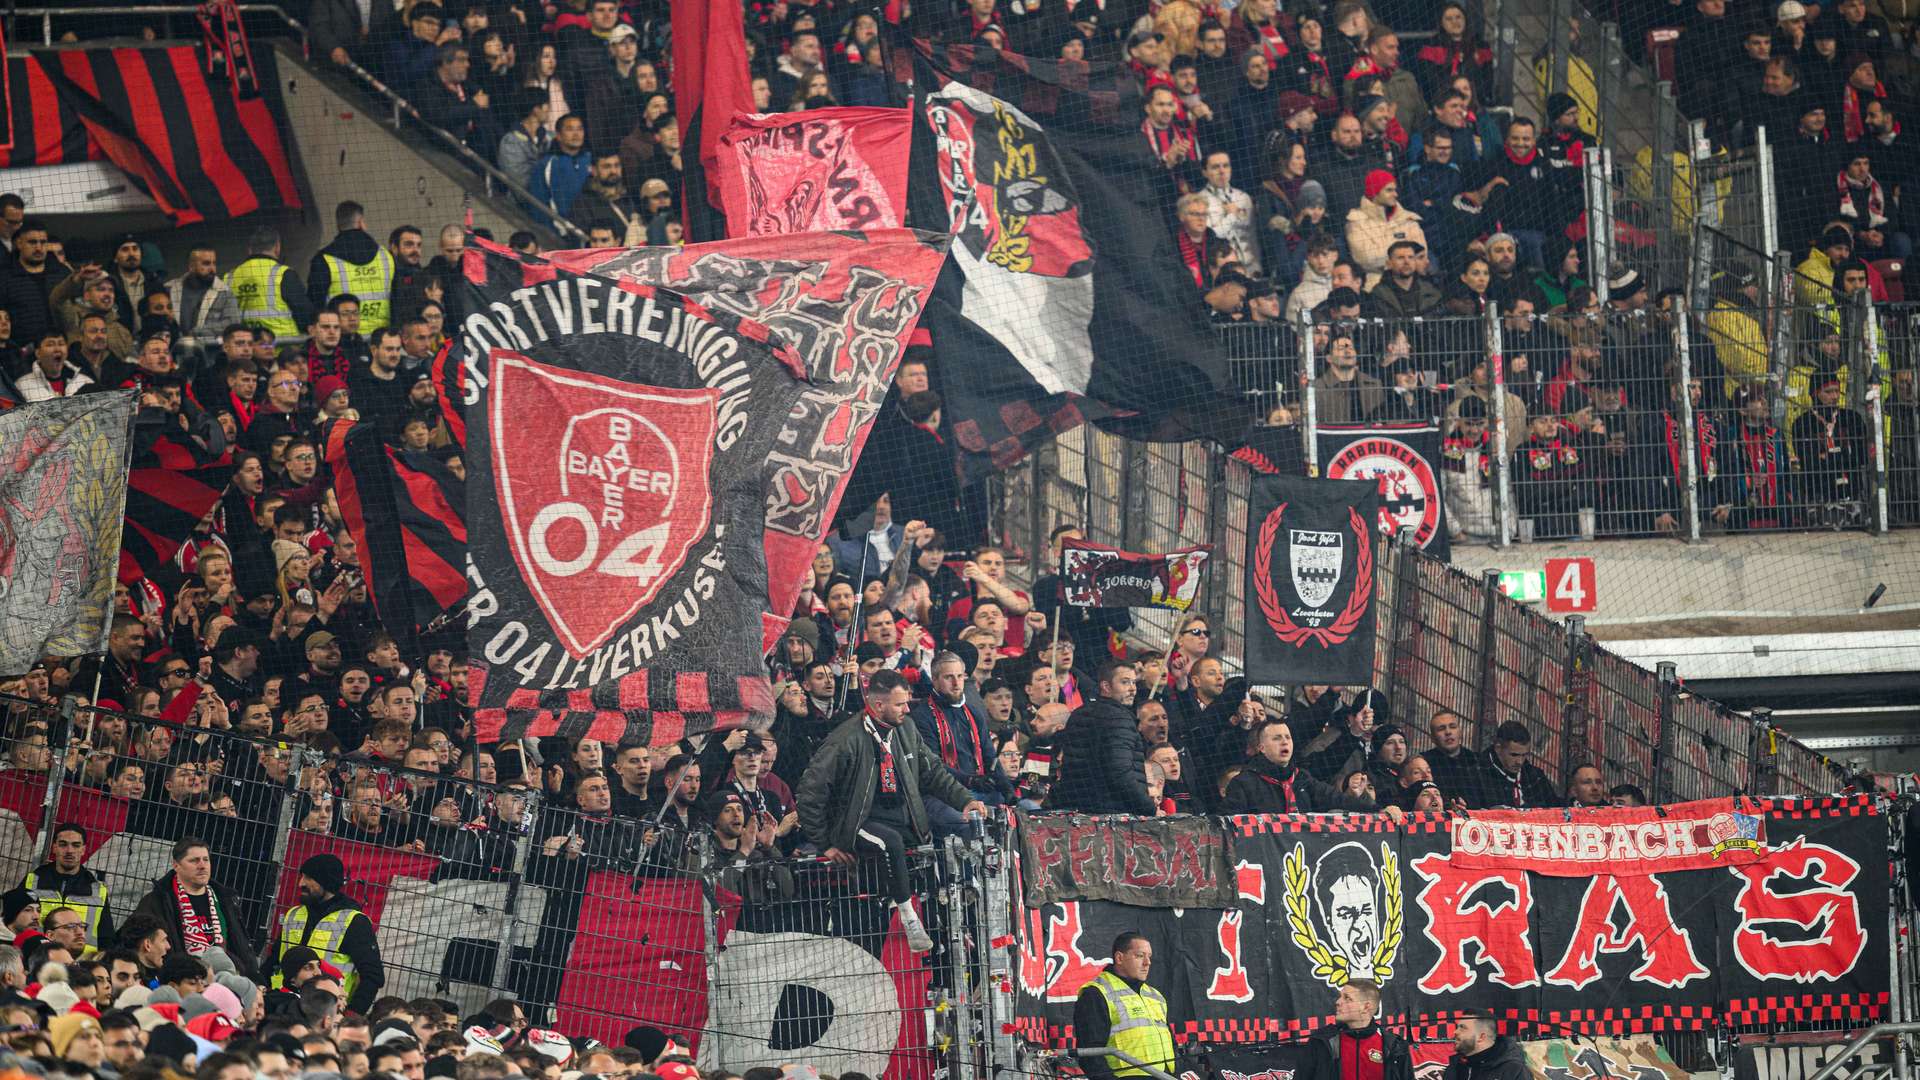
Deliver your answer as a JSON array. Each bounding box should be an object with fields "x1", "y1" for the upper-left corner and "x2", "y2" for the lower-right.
[
  {"x1": 458, "y1": 238, "x2": 823, "y2": 746},
  {"x1": 326, "y1": 418, "x2": 468, "y2": 651}
]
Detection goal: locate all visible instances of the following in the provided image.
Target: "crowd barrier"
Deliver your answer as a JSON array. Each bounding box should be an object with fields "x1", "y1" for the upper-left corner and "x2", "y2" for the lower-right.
[
  {"x1": 998, "y1": 374, "x2": 1875, "y2": 808},
  {"x1": 0, "y1": 693, "x2": 1907, "y2": 1080},
  {"x1": 0, "y1": 693, "x2": 1004, "y2": 1080}
]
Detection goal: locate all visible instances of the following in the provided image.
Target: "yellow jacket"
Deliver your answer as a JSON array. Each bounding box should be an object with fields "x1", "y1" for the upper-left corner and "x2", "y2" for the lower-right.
[
  {"x1": 1795, "y1": 248, "x2": 1840, "y2": 309},
  {"x1": 1705, "y1": 298, "x2": 1769, "y2": 400}
]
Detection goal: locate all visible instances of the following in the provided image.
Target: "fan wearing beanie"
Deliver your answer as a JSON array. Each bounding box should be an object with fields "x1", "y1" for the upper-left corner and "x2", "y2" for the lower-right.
[
  {"x1": 266, "y1": 853, "x2": 385, "y2": 1014},
  {"x1": 1347, "y1": 168, "x2": 1427, "y2": 284}
]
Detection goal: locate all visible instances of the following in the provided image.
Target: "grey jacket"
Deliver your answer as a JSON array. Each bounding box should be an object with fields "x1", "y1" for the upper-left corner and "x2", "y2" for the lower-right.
[
  {"x1": 166, "y1": 274, "x2": 240, "y2": 344},
  {"x1": 797, "y1": 713, "x2": 974, "y2": 852}
]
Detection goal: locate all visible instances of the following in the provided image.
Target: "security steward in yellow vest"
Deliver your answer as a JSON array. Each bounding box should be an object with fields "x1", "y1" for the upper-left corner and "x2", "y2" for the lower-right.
[
  {"x1": 307, "y1": 205, "x2": 397, "y2": 333},
  {"x1": 268, "y1": 854, "x2": 384, "y2": 1015},
  {"x1": 19, "y1": 822, "x2": 113, "y2": 950},
  {"x1": 229, "y1": 226, "x2": 312, "y2": 341},
  {"x1": 1073, "y1": 933, "x2": 1189, "y2": 1080}
]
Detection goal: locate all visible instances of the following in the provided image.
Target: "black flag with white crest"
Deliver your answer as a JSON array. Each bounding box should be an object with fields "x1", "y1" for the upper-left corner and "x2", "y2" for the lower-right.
[
  {"x1": 1243, "y1": 474, "x2": 1379, "y2": 686},
  {"x1": 460, "y1": 239, "x2": 802, "y2": 747}
]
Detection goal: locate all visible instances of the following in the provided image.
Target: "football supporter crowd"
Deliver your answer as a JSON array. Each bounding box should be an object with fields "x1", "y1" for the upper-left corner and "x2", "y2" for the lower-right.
[{"x1": 0, "y1": 0, "x2": 1912, "y2": 1079}]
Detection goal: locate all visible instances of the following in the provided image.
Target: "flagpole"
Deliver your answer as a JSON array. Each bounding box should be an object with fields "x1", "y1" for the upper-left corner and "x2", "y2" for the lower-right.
[{"x1": 836, "y1": 538, "x2": 873, "y2": 716}]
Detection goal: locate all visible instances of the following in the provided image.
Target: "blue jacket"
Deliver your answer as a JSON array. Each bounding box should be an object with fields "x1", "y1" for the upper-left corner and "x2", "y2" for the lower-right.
[
  {"x1": 385, "y1": 35, "x2": 439, "y2": 93},
  {"x1": 529, "y1": 148, "x2": 592, "y2": 221}
]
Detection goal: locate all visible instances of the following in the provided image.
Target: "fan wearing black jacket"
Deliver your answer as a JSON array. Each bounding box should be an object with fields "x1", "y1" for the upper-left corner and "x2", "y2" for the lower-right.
[
  {"x1": 1444, "y1": 1010, "x2": 1531, "y2": 1080},
  {"x1": 1049, "y1": 659, "x2": 1157, "y2": 817},
  {"x1": 1220, "y1": 719, "x2": 1406, "y2": 820},
  {"x1": 1478, "y1": 720, "x2": 1561, "y2": 809}
]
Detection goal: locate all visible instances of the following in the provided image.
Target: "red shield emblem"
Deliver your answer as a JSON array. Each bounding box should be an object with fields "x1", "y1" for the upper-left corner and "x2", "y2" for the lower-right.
[{"x1": 489, "y1": 351, "x2": 718, "y2": 658}]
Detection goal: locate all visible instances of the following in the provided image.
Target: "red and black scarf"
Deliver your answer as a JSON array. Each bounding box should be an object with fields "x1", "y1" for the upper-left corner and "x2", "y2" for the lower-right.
[
  {"x1": 932, "y1": 699, "x2": 986, "y2": 771},
  {"x1": 173, "y1": 876, "x2": 224, "y2": 954},
  {"x1": 1177, "y1": 229, "x2": 1217, "y2": 288},
  {"x1": 1663, "y1": 411, "x2": 1717, "y2": 484},
  {"x1": 1256, "y1": 766, "x2": 1298, "y2": 810},
  {"x1": 1735, "y1": 422, "x2": 1780, "y2": 506},
  {"x1": 864, "y1": 713, "x2": 900, "y2": 794}
]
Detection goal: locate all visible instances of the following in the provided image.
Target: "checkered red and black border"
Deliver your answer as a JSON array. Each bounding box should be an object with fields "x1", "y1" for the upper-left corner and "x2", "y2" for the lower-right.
[
  {"x1": 1229, "y1": 813, "x2": 1398, "y2": 836},
  {"x1": 1010, "y1": 995, "x2": 1890, "y2": 1050}
]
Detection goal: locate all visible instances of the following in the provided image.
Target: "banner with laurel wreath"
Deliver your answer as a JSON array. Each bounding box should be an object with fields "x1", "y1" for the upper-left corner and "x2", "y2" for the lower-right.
[
  {"x1": 1243, "y1": 474, "x2": 1379, "y2": 685},
  {"x1": 1010, "y1": 799, "x2": 1890, "y2": 1048},
  {"x1": 0, "y1": 392, "x2": 134, "y2": 673}
]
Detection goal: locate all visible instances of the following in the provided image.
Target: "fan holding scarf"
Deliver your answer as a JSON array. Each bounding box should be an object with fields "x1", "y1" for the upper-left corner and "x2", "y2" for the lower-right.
[{"x1": 129, "y1": 835, "x2": 260, "y2": 979}]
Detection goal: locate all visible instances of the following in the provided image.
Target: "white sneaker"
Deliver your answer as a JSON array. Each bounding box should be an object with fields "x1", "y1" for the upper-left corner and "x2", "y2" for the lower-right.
[{"x1": 896, "y1": 901, "x2": 936, "y2": 952}]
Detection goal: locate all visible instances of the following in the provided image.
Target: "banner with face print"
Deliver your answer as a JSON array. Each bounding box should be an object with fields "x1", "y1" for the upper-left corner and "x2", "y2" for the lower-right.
[{"x1": 1011, "y1": 797, "x2": 1890, "y2": 1047}]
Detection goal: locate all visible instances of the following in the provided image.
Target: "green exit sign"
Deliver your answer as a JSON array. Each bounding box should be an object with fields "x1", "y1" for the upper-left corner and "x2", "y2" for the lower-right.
[{"x1": 1499, "y1": 570, "x2": 1546, "y2": 603}]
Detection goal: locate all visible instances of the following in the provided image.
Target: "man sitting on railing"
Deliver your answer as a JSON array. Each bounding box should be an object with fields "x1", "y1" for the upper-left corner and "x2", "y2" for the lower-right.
[{"x1": 797, "y1": 670, "x2": 985, "y2": 953}]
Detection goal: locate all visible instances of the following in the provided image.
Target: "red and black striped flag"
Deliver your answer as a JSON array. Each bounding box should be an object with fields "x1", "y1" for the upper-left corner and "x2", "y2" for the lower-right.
[
  {"x1": 325, "y1": 419, "x2": 468, "y2": 649},
  {"x1": 119, "y1": 464, "x2": 232, "y2": 585},
  {"x1": 3, "y1": 45, "x2": 300, "y2": 223}
]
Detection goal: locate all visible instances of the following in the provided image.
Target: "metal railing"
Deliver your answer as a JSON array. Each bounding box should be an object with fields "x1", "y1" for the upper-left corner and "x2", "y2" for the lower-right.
[
  {"x1": 997, "y1": 413, "x2": 1864, "y2": 807},
  {"x1": 1207, "y1": 299, "x2": 1912, "y2": 544},
  {"x1": 0, "y1": 690, "x2": 1007, "y2": 1075}
]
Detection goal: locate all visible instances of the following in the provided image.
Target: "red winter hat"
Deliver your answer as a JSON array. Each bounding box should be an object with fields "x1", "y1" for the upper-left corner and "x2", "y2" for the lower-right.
[
  {"x1": 315, "y1": 375, "x2": 348, "y2": 404},
  {"x1": 1365, "y1": 169, "x2": 1397, "y2": 200}
]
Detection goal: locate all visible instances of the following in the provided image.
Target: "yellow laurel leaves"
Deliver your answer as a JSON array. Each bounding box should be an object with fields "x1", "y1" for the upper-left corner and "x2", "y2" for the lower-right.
[
  {"x1": 1283, "y1": 842, "x2": 1349, "y2": 987},
  {"x1": 1373, "y1": 842, "x2": 1404, "y2": 985}
]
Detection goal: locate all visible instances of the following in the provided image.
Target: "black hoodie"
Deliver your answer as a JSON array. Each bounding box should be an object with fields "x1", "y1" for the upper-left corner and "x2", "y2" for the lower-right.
[
  {"x1": 306, "y1": 228, "x2": 384, "y2": 313},
  {"x1": 1444, "y1": 1037, "x2": 1530, "y2": 1080}
]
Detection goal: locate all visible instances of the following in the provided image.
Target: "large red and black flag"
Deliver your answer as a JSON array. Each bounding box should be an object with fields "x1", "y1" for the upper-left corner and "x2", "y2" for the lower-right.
[
  {"x1": 536, "y1": 230, "x2": 949, "y2": 651},
  {"x1": 459, "y1": 239, "x2": 827, "y2": 747},
  {"x1": 119, "y1": 465, "x2": 232, "y2": 585},
  {"x1": 905, "y1": 43, "x2": 1242, "y2": 478},
  {"x1": 325, "y1": 418, "x2": 467, "y2": 650},
  {"x1": 3, "y1": 46, "x2": 301, "y2": 223},
  {"x1": 671, "y1": 0, "x2": 753, "y2": 241}
]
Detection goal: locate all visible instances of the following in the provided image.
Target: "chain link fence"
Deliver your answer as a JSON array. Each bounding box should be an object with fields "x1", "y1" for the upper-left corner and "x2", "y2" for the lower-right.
[
  {"x1": 0, "y1": 691, "x2": 1005, "y2": 1077},
  {"x1": 996, "y1": 428, "x2": 1858, "y2": 805}
]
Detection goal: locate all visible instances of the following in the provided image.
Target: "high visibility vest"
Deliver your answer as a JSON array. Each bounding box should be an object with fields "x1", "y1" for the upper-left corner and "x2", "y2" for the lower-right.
[
  {"x1": 231, "y1": 256, "x2": 300, "y2": 338},
  {"x1": 1090, "y1": 970, "x2": 1175, "y2": 1077},
  {"x1": 23, "y1": 871, "x2": 108, "y2": 948},
  {"x1": 323, "y1": 249, "x2": 396, "y2": 332},
  {"x1": 273, "y1": 902, "x2": 367, "y2": 1002}
]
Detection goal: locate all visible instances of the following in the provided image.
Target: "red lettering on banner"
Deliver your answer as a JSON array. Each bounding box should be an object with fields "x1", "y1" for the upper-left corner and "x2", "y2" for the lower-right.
[
  {"x1": 1068, "y1": 824, "x2": 1101, "y2": 886},
  {"x1": 1020, "y1": 902, "x2": 1107, "y2": 1003},
  {"x1": 1018, "y1": 907, "x2": 1049, "y2": 995},
  {"x1": 1208, "y1": 861, "x2": 1268, "y2": 1003},
  {"x1": 1027, "y1": 818, "x2": 1066, "y2": 887},
  {"x1": 1544, "y1": 875, "x2": 1709, "y2": 990},
  {"x1": 1412, "y1": 853, "x2": 1539, "y2": 992},
  {"x1": 1170, "y1": 828, "x2": 1217, "y2": 893},
  {"x1": 1730, "y1": 838, "x2": 1866, "y2": 982},
  {"x1": 1119, "y1": 831, "x2": 1168, "y2": 889}
]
